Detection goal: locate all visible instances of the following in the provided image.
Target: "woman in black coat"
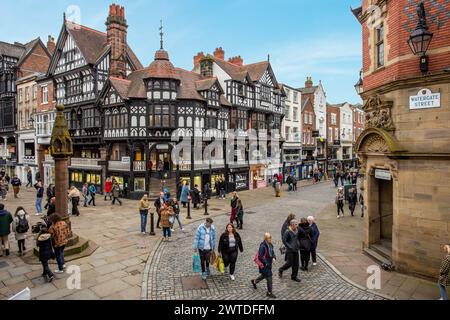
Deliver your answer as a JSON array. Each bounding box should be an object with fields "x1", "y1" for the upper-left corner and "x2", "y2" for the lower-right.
[
  {"x1": 36, "y1": 227, "x2": 55, "y2": 282},
  {"x1": 218, "y1": 223, "x2": 243, "y2": 281},
  {"x1": 348, "y1": 187, "x2": 358, "y2": 217},
  {"x1": 297, "y1": 218, "x2": 312, "y2": 271}
]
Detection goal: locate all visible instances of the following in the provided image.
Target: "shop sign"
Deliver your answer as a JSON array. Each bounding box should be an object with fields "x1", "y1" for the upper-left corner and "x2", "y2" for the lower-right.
[
  {"x1": 409, "y1": 88, "x2": 440, "y2": 110},
  {"x1": 121, "y1": 156, "x2": 130, "y2": 164},
  {"x1": 156, "y1": 144, "x2": 169, "y2": 150},
  {"x1": 375, "y1": 169, "x2": 391, "y2": 181}
]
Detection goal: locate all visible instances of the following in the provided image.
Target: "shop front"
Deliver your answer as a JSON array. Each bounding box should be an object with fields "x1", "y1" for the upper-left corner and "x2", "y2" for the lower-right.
[
  {"x1": 250, "y1": 165, "x2": 267, "y2": 190},
  {"x1": 229, "y1": 168, "x2": 249, "y2": 192},
  {"x1": 69, "y1": 169, "x2": 103, "y2": 194},
  {"x1": 301, "y1": 161, "x2": 315, "y2": 180}
]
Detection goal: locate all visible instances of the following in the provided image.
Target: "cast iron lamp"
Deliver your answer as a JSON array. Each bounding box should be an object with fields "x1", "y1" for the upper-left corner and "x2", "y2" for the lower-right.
[{"x1": 407, "y1": 2, "x2": 433, "y2": 73}]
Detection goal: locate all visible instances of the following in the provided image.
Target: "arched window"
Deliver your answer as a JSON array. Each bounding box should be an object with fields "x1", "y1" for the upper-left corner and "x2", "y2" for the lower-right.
[
  {"x1": 131, "y1": 116, "x2": 137, "y2": 127},
  {"x1": 178, "y1": 117, "x2": 184, "y2": 127},
  {"x1": 140, "y1": 116, "x2": 145, "y2": 127},
  {"x1": 186, "y1": 117, "x2": 192, "y2": 127},
  {"x1": 154, "y1": 81, "x2": 160, "y2": 89}
]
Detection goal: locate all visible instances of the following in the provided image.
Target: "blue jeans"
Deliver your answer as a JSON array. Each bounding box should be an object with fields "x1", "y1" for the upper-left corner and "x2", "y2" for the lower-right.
[
  {"x1": 84, "y1": 195, "x2": 89, "y2": 207},
  {"x1": 174, "y1": 214, "x2": 183, "y2": 230},
  {"x1": 140, "y1": 210, "x2": 148, "y2": 233},
  {"x1": 55, "y1": 246, "x2": 65, "y2": 271},
  {"x1": 163, "y1": 227, "x2": 171, "y2": 238},
  {"x1": 439, "y1": 284, "x2": 447, "y2": 300},
  {"x1": 36, "y1": 197, "x2": 43, "y2": 213}
]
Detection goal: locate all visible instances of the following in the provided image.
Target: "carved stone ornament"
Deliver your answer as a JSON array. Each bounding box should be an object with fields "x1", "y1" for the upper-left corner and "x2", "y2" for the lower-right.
[
  {"x1": 363, "y1": 95, "x2": 395, "y2": 131},
  {"x1": 50, "y1": 105, "x2": 73, "y2": 158},
  {"x1": 361, "y1": 134, "x2": 390, "y2": 153}
]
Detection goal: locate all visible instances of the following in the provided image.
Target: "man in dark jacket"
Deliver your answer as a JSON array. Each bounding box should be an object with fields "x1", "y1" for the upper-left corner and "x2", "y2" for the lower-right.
[
  {"x1": 0, "y1": 203, "x2": 13, "y2": 256},
  {"x1": 10, "y1": 175, "x2": 21, "y2": 198},
  {"x1": 348, "y1": 187, "x2": 358, "y2": 217},
  {"x1": 34, "y1": 181, "x2": 44, "y2": 215},
  {"x1": 154, "y1": 192, "x2": 164, "y2": 229},
  {"x1": 278, "y1": 219, "x2": 301, "y2": 282}
]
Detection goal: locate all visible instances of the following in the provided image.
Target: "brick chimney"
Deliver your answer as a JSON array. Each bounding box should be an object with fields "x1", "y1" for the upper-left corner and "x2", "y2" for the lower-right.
[
  {"x1": 194, "y1": 52, "x2": 205, "y2": 68},
  {"x1": 106, "y1": 3, "x2": 128, "y2": 79},
  {"x1": 213, "y1": 47, "x2": 225, "y2": 60},
  {"x1": 228, "y1": 56, "x2": 243, "y2": 66},
  {"x1": 47, "y1": 35, "x2": 56, "y2": 55},
  {"x1": 305, "y1": 76, "x2": 313, "y2": 88}
]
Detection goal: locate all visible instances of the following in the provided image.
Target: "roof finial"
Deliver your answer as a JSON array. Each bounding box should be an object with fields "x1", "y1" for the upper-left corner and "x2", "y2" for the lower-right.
[
  {"x1": 159, "y1": 20, "x2": 164, "y2": 50},
  {"x1": 268, "y1": 54, "x2": 270, "y2": 62},
  {"x1": 63, "y1": 12, "x2": 66, "y2": 23}
]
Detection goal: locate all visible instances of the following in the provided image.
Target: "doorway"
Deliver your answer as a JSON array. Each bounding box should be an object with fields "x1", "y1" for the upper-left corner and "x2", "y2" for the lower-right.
[
  {"x1": 150, "y1": 147, "x2": 172, "y2": 179},
  {"x1": 379, "y1": 179, "x2": 393, "y2": 244}
]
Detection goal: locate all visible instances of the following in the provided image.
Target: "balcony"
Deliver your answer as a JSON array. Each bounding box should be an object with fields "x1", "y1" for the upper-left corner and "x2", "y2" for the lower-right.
[
  {"x1": 133, "y1": 161, "x2": 146, "y2": 172},
  {"x1": 70, "y1": 158, "x2": 101, "y2": 169},
  {"x1": 108, "y1": 161, "x2": 130, "y2": 171},
  {"x1": 22, "y1": 156, "x2": 36, "y2": 165}
]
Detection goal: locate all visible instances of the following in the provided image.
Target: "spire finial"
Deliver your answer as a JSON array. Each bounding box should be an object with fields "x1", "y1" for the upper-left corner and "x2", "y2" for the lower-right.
[
  {"x1": 268, "y1": 54, "x2": 270, "y2": 62},
  {"x1": 63, "y1": 12, "x2": 66, "y2": 23},
  {"x1": 159, "y1": 20, "x2": 164, "y2": 50}
]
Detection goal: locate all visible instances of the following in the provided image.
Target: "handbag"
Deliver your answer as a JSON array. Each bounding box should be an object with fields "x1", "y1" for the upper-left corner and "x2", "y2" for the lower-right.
[
  {"x1": 279, "y1": 246, "x2": 286, "y2": 255},
  {"x1": 192, "y1": 254, "x2": 200, "y2": 273}
]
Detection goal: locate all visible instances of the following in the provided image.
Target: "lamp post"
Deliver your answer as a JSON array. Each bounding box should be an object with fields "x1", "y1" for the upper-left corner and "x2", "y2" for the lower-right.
[
  {"x1": 354, "y1": 70, "x2": 363, "y2": 95},
  {"x1": 407, "y1": 2, "x2": 433, "y2": 73}
]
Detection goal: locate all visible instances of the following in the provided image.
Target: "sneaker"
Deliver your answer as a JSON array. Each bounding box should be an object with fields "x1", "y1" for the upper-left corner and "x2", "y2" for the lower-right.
[
  {"x1": 230, "y1": 275, "x2": 235, "y2": 281},
  {"x1": 54, "y1": 269, "x2": 64, "y2": 274},
  {"x1": 313, "y1": 263, "x2": 317, "y2": 266},
  {"x1": 337, "y1": 215, "x2": 340, "y2": 219},
  {"x1": 251, "y1": 279, "x2": 257, "y2": 290},
  {"x1": 171, "y1": 229, "x2": 174, "y2": 233},
  {"x1": 291, "y1": 278, "x2": 301, "y2": 283},
  {"x1": 35, "y1": 213, "x2": 41, "y2": 216},
  {"x1": 63, "y1": 264, "x2": 66, "y2": 269},
  {"x1": 201, "y1": 272, "x2": 207, "y2": 280},
  {"x1": 47, "y1": 275, "x2": 54, "y2": 283},
  {"x1": 141, "y1": 232, "x2": 146, "y2": 235},
  {"x1": 266, "y1": 292, "x2": 277, "y2": 299}
]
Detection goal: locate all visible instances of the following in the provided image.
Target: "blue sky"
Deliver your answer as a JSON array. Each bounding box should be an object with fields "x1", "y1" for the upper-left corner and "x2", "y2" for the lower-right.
[{"x1": 1, "y1": 0, "x2": 363, "y2": 104}]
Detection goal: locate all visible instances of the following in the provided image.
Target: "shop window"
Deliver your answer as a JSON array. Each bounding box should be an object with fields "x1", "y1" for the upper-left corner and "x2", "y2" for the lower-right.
[
  {"x1": 86, "y1": 173, "x2": 101, "y2": 185},
  {"x1": 71, "y1": 172, "x2": 83, "y2": 183},
  {"x1": 134, "y1": 178, "x2": 146, "y2": 192}
]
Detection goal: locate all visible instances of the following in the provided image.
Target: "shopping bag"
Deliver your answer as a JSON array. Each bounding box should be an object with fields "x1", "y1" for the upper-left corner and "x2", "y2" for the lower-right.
[
  {"x1": 192, "y1": 254, "x2": 200, "y2": 273},
  {"x1": 217, "y1": 256, "x2": 225, "y2": 274},
  {"x1": 169, "y1": 216, "x2": 175, "y2": 225},
  {"x1": 210, "y1": 251, "x2": 218, "y2": 266}
]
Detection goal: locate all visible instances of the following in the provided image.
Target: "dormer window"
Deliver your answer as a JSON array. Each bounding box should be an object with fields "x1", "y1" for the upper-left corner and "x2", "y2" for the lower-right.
[{"x1": 146, "y1": 79, "x2": 178, "y2": 101}]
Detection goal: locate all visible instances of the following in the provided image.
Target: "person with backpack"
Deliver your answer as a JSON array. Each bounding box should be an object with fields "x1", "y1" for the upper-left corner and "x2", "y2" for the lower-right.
[
  {"x1": 49, "y1": 214, "x2": 70, "y2": 274},
  {"x1": 0, "y1": 203, "x2": 13, "y2": 257},
  {"x1": 251, "y1": 232, "x2": 277, "y2": 298},
  {"x1": 111, "y1": 181, "x2": 122, "y2": 206},
  {"x1": 88, "y1": 184, "x2": 97, "y2": 207},
  {"x1": 278, "y1": 219, "x2": 301, "y2": 282},
  {"x1": 218, "y1": 223, "x2": 243, "y2": 281},
  {"x1": 36, "y1": 227, "x2": 55, "y2": 282},
  {"x1": 12, "y1": 207, "x2": 30, "y2": 255},
  {"x1": 10, "y1": 175, "x2": 21, "y2": 198},
  {"x1": 298, "y1": 218, "x2": 313, "y2": 271},
  {"x1": 34, "y1": 181, "x2": 44, "y2": 216},
  {"x1": 193, "y1": 218, "x2": 216, "y2": 280}
]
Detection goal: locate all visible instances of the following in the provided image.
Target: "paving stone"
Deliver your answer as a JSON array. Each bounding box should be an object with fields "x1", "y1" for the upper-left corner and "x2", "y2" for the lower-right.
[
  {"x1": 95, "y1": 262, "x2": 126, "y2": 275},
  {"x1": 91, "y1": 279, "x2": 130, "y2": 298},
  {"x1": 37, "y1": 288, "x2": 74, "y2": 300},
  {"x1": 65, "y1": 288, "x2": 100, "y2": 300},
  {"x1": 30, "y1": 282, "x2": 58, "y2": 298}
]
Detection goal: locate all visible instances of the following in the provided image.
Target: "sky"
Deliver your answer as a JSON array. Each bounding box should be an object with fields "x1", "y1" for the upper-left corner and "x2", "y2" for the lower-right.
[{"x1": 0, "y1": 0, "x2": 363, "y2": 104}]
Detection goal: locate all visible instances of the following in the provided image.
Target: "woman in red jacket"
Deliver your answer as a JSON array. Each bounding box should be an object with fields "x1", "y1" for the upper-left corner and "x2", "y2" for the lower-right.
[{"x1": 104, "y1": 177, "x2": 113, "y2": 201}]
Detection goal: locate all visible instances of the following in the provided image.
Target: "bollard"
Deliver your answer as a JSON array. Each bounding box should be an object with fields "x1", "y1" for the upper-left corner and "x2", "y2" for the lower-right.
[
  {"x1": 150, "y1": 211, "x2": 156, "y2": 236},
  {"x1": 186, "y1": 201, "x2": 192, "y2": 219},
  {"x1": 204, "y1": 197, "x2": 209, "y2": 216}
]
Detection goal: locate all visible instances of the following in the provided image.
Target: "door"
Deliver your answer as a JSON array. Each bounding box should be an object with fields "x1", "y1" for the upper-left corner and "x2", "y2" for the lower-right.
[{"x1": 379, "y1": 179, "x2": 393, "y2": 241}]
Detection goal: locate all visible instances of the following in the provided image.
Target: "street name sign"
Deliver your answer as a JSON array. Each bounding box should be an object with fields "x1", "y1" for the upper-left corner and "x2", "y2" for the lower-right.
[
  {"x1": 375, "y1": 169, "x2": 391, "y2": 181},
  {"x1": 409, "y1": 88, "x2": 440, "y2": 110}
]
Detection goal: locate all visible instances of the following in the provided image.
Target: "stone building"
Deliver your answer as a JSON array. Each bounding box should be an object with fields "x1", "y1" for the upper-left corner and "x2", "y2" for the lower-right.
[{"x1": 353, "y1": 0, "x2": 450, "y2": 280}]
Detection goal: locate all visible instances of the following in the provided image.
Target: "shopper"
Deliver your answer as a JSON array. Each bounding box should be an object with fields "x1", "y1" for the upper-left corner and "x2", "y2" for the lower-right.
[
  {"x1": 180, "y1": 182, "x2": 190, "y2": 208},
  {"x1": 307, "y1": 216, "x2": 320, "y2": 266},
  {"x1": 171, "y1": 199, "x2": 184, "y2": 232},
  {"x1": 193, "y1": 218, "x2": 216, "y2": 280},
  {"x1": 348, "y1": 187, "x2": 357, "y2": 217},
  {"x1": 10, "y1": 175, "x2": 21, "y2": 198},
  {"x1": 191, "y1": 185, "x2": 201, "y2": 209},
  {"x1": 230, "y1": 192, "x2": 239, "y2": 225},
  {"x1": 298, "y1": 218, "x2": 312, "y2": 271},
  {"x1": 336, "y1": 187, "x2": 345, "y2": 219},
  {"x1": 154, "y1": 191, "x2": 164, "y2": 229},
  {"x1": 279, "y1": 219, "x2": 301, "y2": 282},
  {"x1": 88, "y1": 184, "x2": 97, "y2": 207},
  {"x1": 139, "y1": 194, "x2": 151, "y2": 234},
  {"x1": 36, "y1": 227, "x2": 55, "y2": 282},
  {"x1": 251, "y1": 233, "x2": 277, "y2": 299},
  {"x1": 34, "y1": 181, "x2": 44, "y2": 215},
  {"x1": 111, "y1": 181, "x2": 122, "y2": 206},
  {"x1": 236, "y1": 199, "x2": 244, "y2": 230},
  {"x1": 48, "y1": 214, "x2": 70, "y2": 274},
  {"x1": 26, "y1": 169, "x2": 33, "y2": 188},
  {"x1": 0, "y1": 203, "x2": 13, "y2": 257},
  {"x1": 438, "y1": 244, "x2": 450, "y2": 300},
  {"x1": 68, "y1": 186, "x2": 81, "y2": 216},
  {"x1": 44, "y1": 184, "x2": 55, "y2": 210},
  {"x1": 104, "y1": 177, "x2": 113, "y2": 201},
  {"x1": 218, "y1": 223, "x2": 243, "y2": 281},
  {"x1": 12, "y1": 207, "x2": 30, "y2": 255}
]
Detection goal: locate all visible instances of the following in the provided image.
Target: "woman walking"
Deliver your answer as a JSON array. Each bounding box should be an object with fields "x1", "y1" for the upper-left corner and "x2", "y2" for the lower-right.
[
  {"x1": 307, "y1": 216, "x2": 320, "y2": 266},
  {"x1": 171, "y1": 199, "x2": 184, "y2": 232},
  {"x1": 236, "y1": 199, "x2": 244, "y2": 230},
  {"x1": 68, "y1": 186, "x2": 81, "y2": 216},
  {"x1": 251, "y1": 233, "x2": 277, "y2": 299},
  {"x1": 438, "y1": 244, "x2": 450, "y2": 300},
  {"x1": 230, "y1": 192, "x2": 239, "y2": 225},
  {"x1": 34, "y1": 181, "x2": 44, "y2": 215},
  {"x1": 82, "y1": 183, "x2": 89, "y2": 207},
  {"x1": 298, "y1": 218, "x2": 312, "y2": 271},
  {"x1": 348, "y1": 187, "x2": 357, "y2": 217},
  {"x1": 336, "y1": 187, "x2": 345, "y2": 219},
  {"x1": 12, "y1": 207, "x2": 30, "y2": 255},
  {"x1": 88, "y1": 184, "x2": 97, "y2": 207},
  {"x1": 193, "y1": 218, "x2": 216, "y2": 280},
  {"x1": 0, "y1": 178, "x2": 7, "y2": 200},
  {"x1": 48, "y1": 214, "x2": 70, "y2": 274},
  {"x1": 218, "y1": 223, "x2": 243, "y2": 281},
  {"x1": 104, "y1": 177, "x2": 113, "y2": 201},
  {"x1": 160, "y1": 200, "x2": 174, "y2": 241},
  {"x1": 44, "y1": 184, "x2": 55, "y2": 210},
  {"x1": 139, "y1": 194, "x2": 151, "y2": 234},
  {"x1": 111, "y1": 181, "x2": 122, "y2": 206},
  {"x1": 180, "y1": 182, "x2": 190, "y2": 208},
  {"x1": 36, "y1": 227, "x2": 55, "y2": 282}
]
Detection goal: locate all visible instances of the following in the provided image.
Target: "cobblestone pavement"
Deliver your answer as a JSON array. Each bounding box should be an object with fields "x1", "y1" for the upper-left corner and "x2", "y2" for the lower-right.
[{"x1": 146, "y1": 182, "x2": 386, "y2": 300}]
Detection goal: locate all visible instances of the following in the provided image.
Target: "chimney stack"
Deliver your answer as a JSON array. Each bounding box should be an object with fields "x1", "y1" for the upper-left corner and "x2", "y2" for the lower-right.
[
  {"x1": 47, "y1": 35, "x2": 56, "y2": 56},
  {"x1": 213, "y1": 47, "x2": 225, "y2": 60},
  {"x1": 228, "y1": 56, "x2": 243, "y2": 67},
  {"x1": 305, "y1": 76, "x2": 313, "y2": 88},
  {"x1": 106, "y1": 3, "x2": 128, "y2": 79},
  {"x1": 194, "y1": 52, "x2": 205, "y2": 68}
]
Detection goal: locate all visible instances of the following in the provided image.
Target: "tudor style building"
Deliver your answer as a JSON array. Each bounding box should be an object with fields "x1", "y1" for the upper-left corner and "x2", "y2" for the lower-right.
[{"x1": 46, "y1": 5, "x2": 143, "y2": 192}]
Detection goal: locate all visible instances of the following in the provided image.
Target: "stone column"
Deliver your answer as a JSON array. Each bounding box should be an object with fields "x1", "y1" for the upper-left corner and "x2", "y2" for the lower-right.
[{"x1": 54, "y1": 157, "x2": 72, "y2": 237}]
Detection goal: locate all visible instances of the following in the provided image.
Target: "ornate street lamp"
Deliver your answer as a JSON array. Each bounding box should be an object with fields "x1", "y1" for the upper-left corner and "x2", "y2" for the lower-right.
[
  {"x1": 407, "y1": 2, "x2": 433, "y2": 73},
  {"x1": 354, "y1": 70, "x2": 363, "y2": 95}
]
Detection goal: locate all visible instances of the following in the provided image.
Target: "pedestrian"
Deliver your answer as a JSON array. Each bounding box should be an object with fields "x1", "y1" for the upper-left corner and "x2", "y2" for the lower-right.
[
  {"x1": 215, "y1": 179, "x2": 220, "y2": 199},
  {"x1": 333, "y1": 169, "x2": 339, "y2": 188},
  {"x1": 157, "y1": 161, "x2": 164, "y2": 180},
  {"x1": 26, "y1": 169, "x2": 33, "y2": 188},
  {"x1": 351, "y1": 172, "x2": 358, "y2": 185},
  {"x1": 36, "y1": 227, "x2": 55, "y2": 282},
  {"x1": 230, "y1": 192, "x2": 239, "y2": 225},
  {"x1": 171, "y1": 199, "x2": 184, "y2": 232},
  {"x1": 48, "y1": 214, "x2": 69, "y2": 274},
  {"x1": 160, "y1": 200, "x2": 175, "y2": 241},
  {"x1": 193, "y1": 218, "x2": 216, "y2": 280},
  {"x1": 10, "y1": 175, "x2": 21, "y2": 198},
  {"x1": 218, "y1": 223, "x2": 243, "y2": 281},
  {"x1": 44, "y1": 184, "x2": 55, "y2": 210},
  {"x1": 278, "y1": 219, "x2": 301, "y2": 282},
  {"x1": 154, "y1": 191, "x2": 164, "y2": 229},
  {"x1": 176, "y1": 181, "x2": 182, "y2": 201},
  {"x1": 47, "y1": 197, "x2": 56, "y2": 216},
  {"x1": 307, "y1": 216, "x2": 320, "y2": 266},
  {"x1": 82, "y1": 183, "x2": 89, "y2": 207},
  {"x1": 111, "y1": 181, "x2": 122, "y2": 206},
  {"x1": 251, "y1": 233, "x2": 277, "y2": 298},
  {"x1": 348, "y1": 187, "x2": 357, "y2": 217},
  {"x1": 219, "y1": 177, "x2": 227, "y2": 199},
  {"x1": 339, "y1": 170, "x2": 345, "y2": 187},
  {"x1": 0, "y1": 178, "x2": 7, "y2": 201},
  {"x1": 139, "y1": 194, "x2": 151, "y2": 234},
  {"x1": 0, "y1": 203, "x2": 13, "y2": 257},
  {"x1": 286, "y1": 175, "x2": 293, "y2": 192},
  {"x1": 281, "y1": 213, "x2": 296, "y2": 241},
  {"x1": 88, "y1": 184, "x2": 97, "y2": 206},
  {"x1": 298, "y1": 217, "x2": 312, "y2": 271},
  {"x1": 204, "y1": 183, "x2": 212, "y2": 200},
  {"x1": 191, "y1": 185, "x2": 201, "y2": 209},
  {"x1": 273, "y1": 175, "x2": 281, "y2": 197},
  {"x1": 336, "y1": 187, "x2": 345, "y2": 219},
  {"x1": 180, "y1": 182, "x2": 190, "y2": 208},
  {"x1": 359, "y1": 193, "x2": 365, "y2": 218},
  {"x1": 438, "y1": 244, "x2": 450, "y2": 300},
  {"x1": 236, "y1": 199, "x2": 244, "y2": 230},
  {"x1": 34, "y1": 181, "x2": 44, "y2": 215},
  {"x1": 104, "y1": 177, "x2": 113, "y2": 201},
  {"x1": 68, "y1": 186, "x2": 81, "y2": 216},
  {"x1": 12, "y1": 207, "x2": 30, "y2": 255},
  {"x1": 292, "y1": 176, "x2": 298, "y2": 191}
]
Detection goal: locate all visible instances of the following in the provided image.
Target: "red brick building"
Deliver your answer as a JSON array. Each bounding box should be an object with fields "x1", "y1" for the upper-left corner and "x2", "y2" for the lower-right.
[
  {"x1": 301, "y1": 94, "x2": 316, "y2": 178},
  {"x1": 326, "y1": 103, "x2": 341, "y2": 164}
]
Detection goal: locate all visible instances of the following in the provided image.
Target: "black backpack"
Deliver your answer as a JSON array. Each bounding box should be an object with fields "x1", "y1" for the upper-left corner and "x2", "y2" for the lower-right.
[{"x1": 16, "y1": 215, "x2": 29, "y2": 234}]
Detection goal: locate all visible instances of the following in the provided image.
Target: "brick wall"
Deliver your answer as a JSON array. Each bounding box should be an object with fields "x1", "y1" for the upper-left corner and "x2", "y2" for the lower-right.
[{"x1": 19, "y1": 42, "x2": 50, "y2": 77}]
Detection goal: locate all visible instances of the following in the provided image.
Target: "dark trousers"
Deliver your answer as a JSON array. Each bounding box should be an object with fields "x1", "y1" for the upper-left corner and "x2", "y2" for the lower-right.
[
  {"x1": 337, "y1": 202, "x2": 344, "y2": 215},
  {"x1": 156, "y1": 211, "x2": 161, "y2": 228},
  {"x1": 55, "y1": 246, "x2": 65, "y2": 271},
  {"x1": 112, "y1": 196, "x2": 122, "y2": 206},
  {"x1": 72, "y1": 197, "x2": 80, "y2": 216},
  {"x1": 349, "y1": 203, "x2": 356, "y2": 216},
  {"x1": 163, "y1": 227, "x2": 171, "y2": 238},
  {"x1": 255, "y1": 274, "x2": 273, "y2": 293},
  {"x1": 222, "y1": 248, "x2": 238, "y2": 275},
  {"x1": 237, "y1": 217, "x2": 243, "y2": 229},
  {"x1": 300, "y1": 250, "x2": 311, "y2": 270},
  {"x1": 41, "y1": 260, "x2": 54, "y2": 279},
  {"x1": 18, "y1": 239, "x2": 25, "y2": 253},
  {"x1": 279, "y1": 251, "x2": 299, "y2": 279},
  {"x1": 334, "y1": 178, "x2": 339, "y2": 187},
  {"x1": 310, "y1": 246, "x2": 317, "y2": 263},
  {"x1": 88, "y1": 194, "x2": 96, "y2": 206},
  {"x1": 293, "y1": 183, "x2": 297, "y2": 191},
  {"x1": 26, "y1": 180, "x2": 32, "y2": 187},
  {"x1": 198, "y1": 249, "x2": 212, "y2": 273}
]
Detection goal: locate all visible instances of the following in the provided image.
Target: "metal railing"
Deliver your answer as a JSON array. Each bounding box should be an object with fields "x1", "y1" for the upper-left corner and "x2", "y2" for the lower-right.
[
  {"x1": 108, "y1": 161, "x2": 129, "y2": 171},
  {"x1": 133, "y1": 161, "x2": 146, "y2": 172},
  {"x1": 70, "y1": 158, "x2": 101, "y2": 168}
]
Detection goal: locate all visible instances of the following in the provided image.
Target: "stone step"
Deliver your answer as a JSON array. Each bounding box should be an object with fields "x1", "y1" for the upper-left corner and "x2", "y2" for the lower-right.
[
  {"x1": 363, "y1": 248, "x2": 394, "y2": 271},
  {"x1": 371, "y1": 243, "x2": 392, "y2": 261}
]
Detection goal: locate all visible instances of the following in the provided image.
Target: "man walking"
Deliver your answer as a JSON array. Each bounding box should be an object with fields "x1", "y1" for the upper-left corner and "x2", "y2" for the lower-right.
[
  {"x1": 88, "y1": 184, "x2": 97, "y2": 207},
  {"x1": 0, "y1": 203, "x2": 13, "y2": 256},
  {"x1": 278, "y1": 219, "x2": 301, "y2": 282},
  {"x1": 111, "y1": 181, "x2": 122, "y2": 206},
  {"x1": 10, "y1": 175, "x2": 21, "y2": 198},
  {"x1": 26, "y1": 169, "x2": 33, "y2": 188},
  {"x1": 34, "y1": 181, "x2": 44, "y2": 215},
  {"x1": 193, "y1": 218, "x2": 216, "y2": 280}
]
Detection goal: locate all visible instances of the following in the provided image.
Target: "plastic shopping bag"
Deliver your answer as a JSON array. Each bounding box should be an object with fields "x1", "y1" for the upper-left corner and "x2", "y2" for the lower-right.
[
  {"x1": 217, "y1": 256, "x2": 225, "y2": 274},
  {"x1": 193, "y1": 254, "x2": 200, "y2": 273}
]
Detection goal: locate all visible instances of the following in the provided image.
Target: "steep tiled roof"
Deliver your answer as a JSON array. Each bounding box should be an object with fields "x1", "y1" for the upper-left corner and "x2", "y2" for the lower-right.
[
  {"x1": 298, "y1": 86, "x2": 318, "y2": 95},
  {"x1": 243, "y1": 61, "x2": 269, "y2": 82},
  {"x1": 65, "y1": 21, "x2": 143, "y2": 69},
  {"x1": 110, "y1": 77, "x2": 132, "y2": 99},
  {"x1": 142, "y1": 50, "x2": 180, "y2": 80},
  {"x1": 195, "y1": 78, "x2": 218, "y2": 91},
  {"x1": 17, "y1": 38, "x2": 42, "y2": 65},
  {"x1": 208, "y1": 55, "x2": 271, "y2": 84},
  {"x1": 0, "y1": 41, "x2": 26, "y2": 59}
]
